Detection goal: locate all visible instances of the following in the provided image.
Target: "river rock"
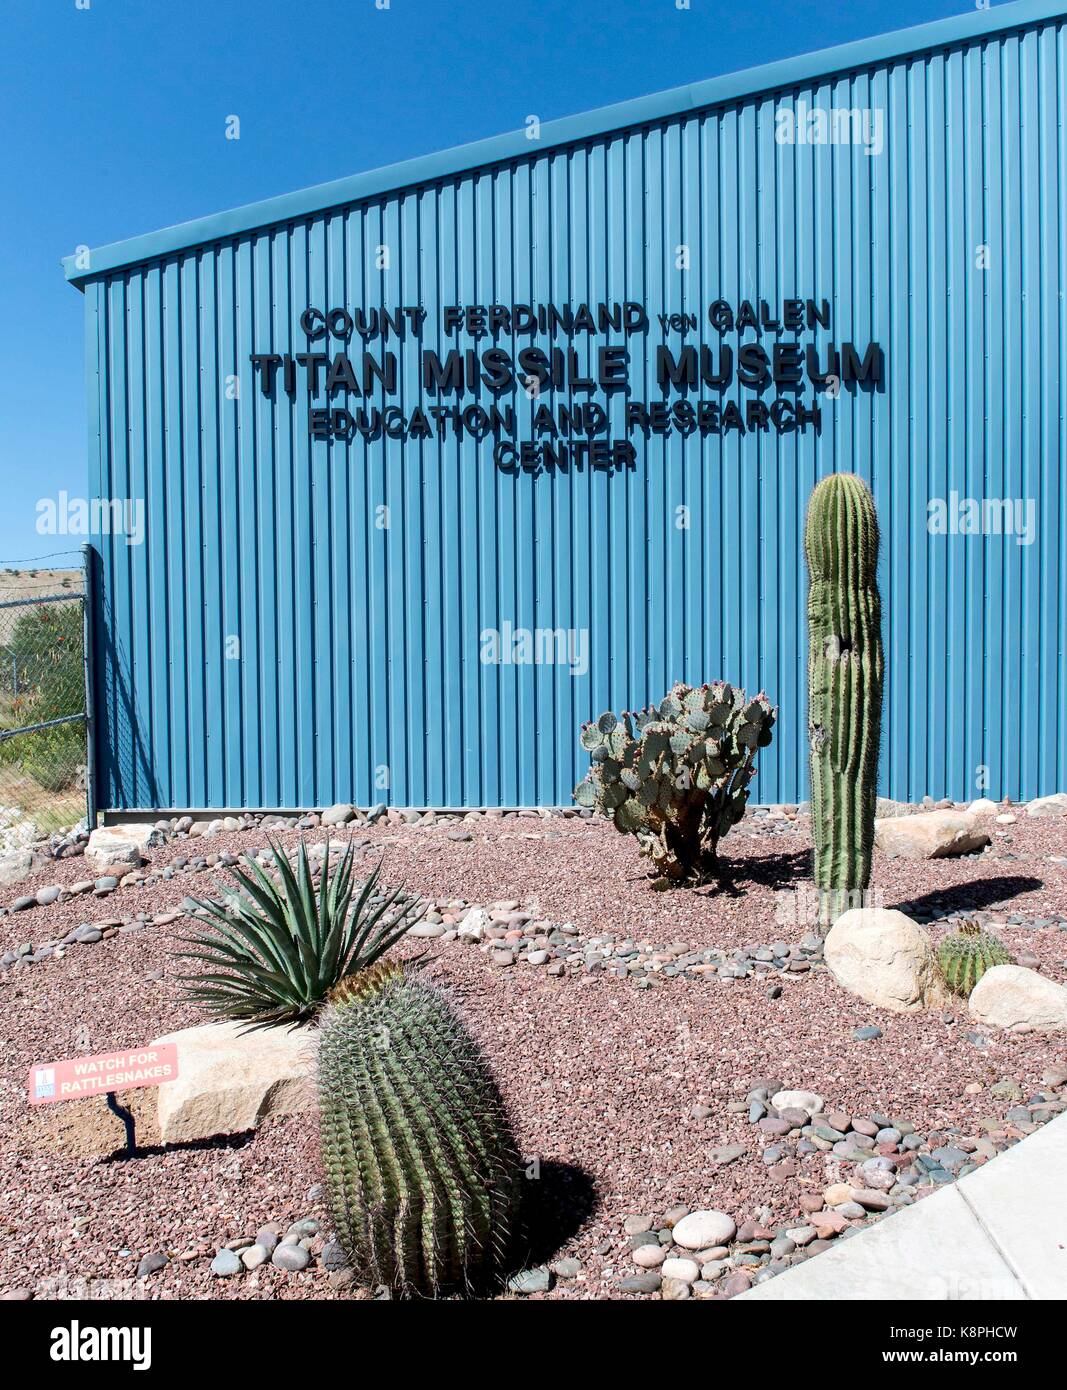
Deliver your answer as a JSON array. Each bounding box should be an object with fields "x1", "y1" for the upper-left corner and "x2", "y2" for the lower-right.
[
  {"x1": 771, "y1": 1089, "x2": 824, "y2": 1115},
  {"x1": 671, "y1": 1209, "x2": 736, "y2": 1250},
  {"x1": 1027, "y1": 793, "x2": 1067, "y2": 817},
  {"x1": 272, "y1": 1242, "x2": 311, "y2": 1272},
  {"x1": 620, "y1": 1272, "x2": 662, "y2": 1294},
  {"x1": 0, "y1": 849, "x2": 47, "y2": 887},
  {"x1": 210, "y1": 1249, "x2": 242, "y2": 1277},
  {"x1": 508, "y1": 1267, "x2": 553, "y2": 1295}
]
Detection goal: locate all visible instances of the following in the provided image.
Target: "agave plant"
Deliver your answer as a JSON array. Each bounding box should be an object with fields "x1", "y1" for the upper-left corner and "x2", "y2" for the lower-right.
[{"x1": 176, "y1": 839, "x2": 420, "y2": 1029}]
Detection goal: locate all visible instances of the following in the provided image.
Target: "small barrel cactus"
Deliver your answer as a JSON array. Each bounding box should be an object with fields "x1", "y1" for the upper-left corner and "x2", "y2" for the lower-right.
[
  {"x1": 938, "y1": 921, "x2": 1015, "y2": 996},
  {"x1": 317, "y1": 961, "x2": 521, "y2": 1297},
  {"x1": 573, "y1": 680, "x2": 775, "y2": 885},
  {"x1": 806, "y1": 473, "x2": 885, "y2": 924}
]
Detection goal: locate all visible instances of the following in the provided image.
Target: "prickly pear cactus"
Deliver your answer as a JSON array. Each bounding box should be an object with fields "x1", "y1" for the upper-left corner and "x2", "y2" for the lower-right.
[
  {"x1": 938, "y1": 921, "x2": 1014, "y2": 997},
  {"x1": 805, "y1": 473, "x2": 884, "y2": 925},
  {"x1": 573, "y1": 681, "x2": 775, "y2": 885},
  {"x1": 317, "y1": 961, "x2": 522, "y2": 1297}
]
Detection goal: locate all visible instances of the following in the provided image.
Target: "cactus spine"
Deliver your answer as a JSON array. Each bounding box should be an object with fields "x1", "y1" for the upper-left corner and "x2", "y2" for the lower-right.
[
  {"x1": 938, "y1": 921, "x2": 1014, "y2": 996},
  {"x1": 317, "y1": 962, "x2": 521, "y2": 1297},
  {"x1": 805, "y1": 474, "x2": 884, "y2": 925}
]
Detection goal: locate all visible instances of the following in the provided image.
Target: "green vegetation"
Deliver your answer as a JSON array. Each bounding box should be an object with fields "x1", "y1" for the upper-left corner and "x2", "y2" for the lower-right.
[
  {"x1": 177, "y1": 843, "x2": 420, "y2": 1029},
  {"x1": 938, "y1": 921, "x2": 1015, "y2": 997},
  {"x1": 0, "y1": 600, "x2": 85, "y2": 827},
  {"x1": 318, "y1": 961, "x2": 521, "y2": 1297},
  {"x1": 805, "y1": 474, "x2": 884, "y2": 925},
  {"x1": 574, "y1": 680, "x2": 775, "y2": 886}
]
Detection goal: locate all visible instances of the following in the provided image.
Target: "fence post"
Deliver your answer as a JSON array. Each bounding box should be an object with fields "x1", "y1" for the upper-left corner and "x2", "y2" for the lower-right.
[{"x1": 82, "y1": 543, "x2": 98, "y2": 829}]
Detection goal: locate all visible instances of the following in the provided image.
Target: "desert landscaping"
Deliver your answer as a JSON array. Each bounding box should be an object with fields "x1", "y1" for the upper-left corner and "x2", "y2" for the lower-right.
[{"x1": 2, "y1": 787, "x2": 1065, "y2": 1301}]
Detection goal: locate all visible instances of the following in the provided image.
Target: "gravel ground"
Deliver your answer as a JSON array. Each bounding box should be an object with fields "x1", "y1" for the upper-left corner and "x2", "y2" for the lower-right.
[
  {"x1": 6, "y1": 809, "x2": 1067, "y2": 959},
  {"x1": 1, "y1": 810, "x2": 1065, "y2": 1299}
]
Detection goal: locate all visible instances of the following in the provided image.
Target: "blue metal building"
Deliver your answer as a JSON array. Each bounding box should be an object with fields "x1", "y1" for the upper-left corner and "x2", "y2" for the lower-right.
[{"x1": 66, "y1": 0, "x2": 1067, "y2": 814}]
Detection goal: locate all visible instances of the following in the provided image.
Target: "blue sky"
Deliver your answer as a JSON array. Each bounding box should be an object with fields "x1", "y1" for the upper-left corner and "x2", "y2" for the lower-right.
[{"x1": 0, "y1": 0, "x2": 966, "y2": 567}]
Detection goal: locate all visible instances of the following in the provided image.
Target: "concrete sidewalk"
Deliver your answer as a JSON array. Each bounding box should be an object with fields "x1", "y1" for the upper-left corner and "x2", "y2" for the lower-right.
[{"x1": 739, "y1": 1111, "x2": 1067, "y2": 1301}]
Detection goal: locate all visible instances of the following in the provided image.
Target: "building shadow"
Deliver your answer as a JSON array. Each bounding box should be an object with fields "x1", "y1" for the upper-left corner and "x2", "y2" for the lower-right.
[{"x1": 87, "y1": 544, "x2": 161, "y2": 812}]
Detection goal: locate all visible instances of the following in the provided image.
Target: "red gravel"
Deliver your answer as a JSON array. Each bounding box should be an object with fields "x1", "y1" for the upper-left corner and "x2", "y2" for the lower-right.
[
  {"x1": 1, "y1": 811, "x2": 1065, "y2": 1299},
  {"x1": 7, "y1": 810, "x2": 1067, "y2": 959}
]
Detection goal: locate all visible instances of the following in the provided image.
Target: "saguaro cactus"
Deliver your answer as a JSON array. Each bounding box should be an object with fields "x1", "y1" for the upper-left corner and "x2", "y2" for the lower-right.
[
  {"x1": 805, "y1": 473, "x2": 884, "y2": 925},
  {"x1": 317, "y1": 961, "x2": 521, "y2": 1297}
]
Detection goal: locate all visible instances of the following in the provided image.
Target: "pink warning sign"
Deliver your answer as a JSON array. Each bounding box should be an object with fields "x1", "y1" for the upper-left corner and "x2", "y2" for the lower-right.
[{"x1": 27, "y1": 1045, "x2": 179, "y2": 1105}]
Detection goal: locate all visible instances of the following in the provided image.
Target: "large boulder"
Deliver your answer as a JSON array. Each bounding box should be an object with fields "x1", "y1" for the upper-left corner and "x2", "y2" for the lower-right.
[
  {"x1": 1027, "y1": 793, "x2": 1067, "y2": 818},
  {"x1": 824, "y1": 908, "x2": 948, "y2": 1013},
  {"x1": 0, "y1": 848, "x2": 47, "y2": 887},
  {"x1": 150, "y1": 1020, "x2": 316, "y2": 1143},
  {"x1": 85, "y1": 823, "x2": 162, "y2": 873},
  {"x1": 968, "y1": 965, "x2": 1067, "y2": 1033},
  {"x1": 874, "y1": 809, "x2": 990, "y2": 860}
]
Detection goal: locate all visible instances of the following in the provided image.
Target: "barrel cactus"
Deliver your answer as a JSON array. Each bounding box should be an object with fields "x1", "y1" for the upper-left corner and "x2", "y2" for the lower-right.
[
  {"x1": 317, "y1": 961, "x2": 521, "y2": 1297},
  {"x1": 805, "y1": 474, "x2": 885, "y2": 925},
  {"x1": 938, "y1": 921, "x2": 1014, "y2": 997},
  {"x1": 573, "y1": 680, "x2": 775, "y2": 886}
]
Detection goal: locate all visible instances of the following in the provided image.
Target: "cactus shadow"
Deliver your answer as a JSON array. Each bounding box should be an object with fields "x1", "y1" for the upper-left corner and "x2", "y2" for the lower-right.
[
  {"x1": 707, "y1": 848, "x2": 813, "y2": 895},
  {"x1": 514, "y1": 1159, "x2": 599, "y2": 1270},
  {"x1": 888, "y1": 875, "x2": 1045, "y2": 923}
]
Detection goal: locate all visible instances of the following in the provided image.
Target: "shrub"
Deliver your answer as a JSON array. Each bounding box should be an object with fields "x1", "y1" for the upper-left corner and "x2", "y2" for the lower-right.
[
  {"x1": 16, "y1": 725, "x2": 84, "y2": 792},
  {"x1": 573, "y1": 680, "x2": 775, "y2": 886},
  {"x1": 318, "y1": 961, "x2": 521, "y2": 1297},
  {"x1": 1, "y1": 601, "x2": 83, "y2": 719},
  {"x1": 0, "y1": 601, "x2": 85, "y2": 793},
  {"x1": 177, "y1": 840, "x2": 420, "y2": 1029}
]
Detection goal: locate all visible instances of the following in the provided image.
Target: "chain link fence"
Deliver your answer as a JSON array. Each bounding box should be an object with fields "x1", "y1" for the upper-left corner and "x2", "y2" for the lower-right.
[{"x1": 0, "y1": 562, "x2": 88, "y2": 849}]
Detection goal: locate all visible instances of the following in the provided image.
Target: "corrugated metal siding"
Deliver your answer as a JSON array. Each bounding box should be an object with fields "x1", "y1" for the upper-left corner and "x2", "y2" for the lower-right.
[{"x1": 86, "y1": 13, "x2": 1067, "y2": 810}]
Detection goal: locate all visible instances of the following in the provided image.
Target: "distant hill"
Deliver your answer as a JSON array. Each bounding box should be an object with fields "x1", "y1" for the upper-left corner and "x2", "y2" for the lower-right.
[{"x1": 0, "y1": 569, "x2": 82, "y2": 604}]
